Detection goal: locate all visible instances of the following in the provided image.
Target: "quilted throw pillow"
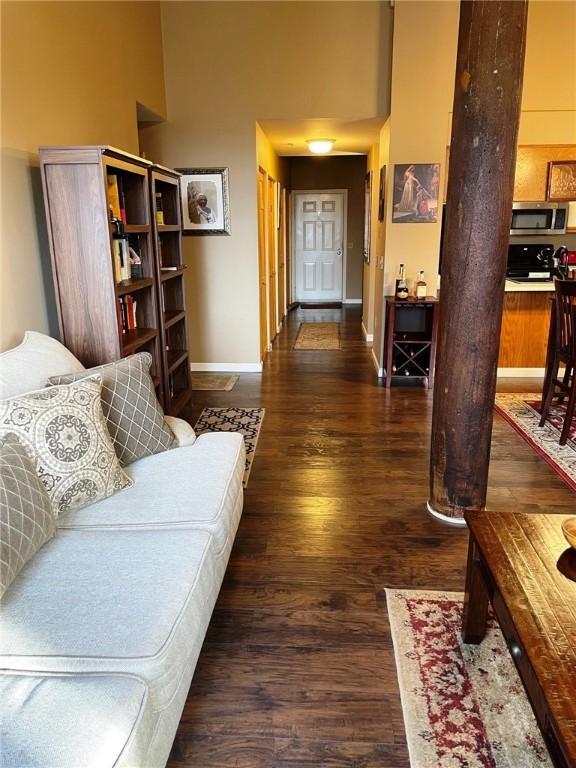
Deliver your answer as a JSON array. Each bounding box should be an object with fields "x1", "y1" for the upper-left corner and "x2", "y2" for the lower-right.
[
  {"x1": 0, "y1": 376, "x2": 132, "y2": 516},
  {"x1": 0, "y1": 433, "x2": 56, "y2": 598},
  {"x1": 49, "y1": 353, "x2": 174, "y2": 466}
]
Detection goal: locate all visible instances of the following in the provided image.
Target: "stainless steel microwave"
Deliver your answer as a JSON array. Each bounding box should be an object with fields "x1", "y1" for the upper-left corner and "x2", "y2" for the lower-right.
[{"x1": 510, "y1": 201, "x2": 568, "y2": 236}]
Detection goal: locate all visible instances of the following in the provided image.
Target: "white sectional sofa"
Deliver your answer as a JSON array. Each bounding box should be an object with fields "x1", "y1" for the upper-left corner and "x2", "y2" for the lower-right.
[{"x1": 0, "y1": 334, "x2": 245, "y2": 768}]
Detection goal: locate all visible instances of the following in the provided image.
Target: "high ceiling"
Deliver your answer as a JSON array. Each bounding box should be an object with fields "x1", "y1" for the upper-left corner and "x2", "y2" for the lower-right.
[{"x1": 258, "y1": 118, "x2": 385, "y2": 157}]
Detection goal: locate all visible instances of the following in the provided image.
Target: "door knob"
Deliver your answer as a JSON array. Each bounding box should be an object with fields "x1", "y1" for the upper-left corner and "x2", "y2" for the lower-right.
[{"x1": 337, "y1": 248, "x2": 342, "y2": 256}]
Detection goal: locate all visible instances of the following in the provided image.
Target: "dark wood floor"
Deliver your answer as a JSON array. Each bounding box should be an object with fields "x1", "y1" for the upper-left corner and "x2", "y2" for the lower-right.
[{"x1": 169, "y1": 306, "x2": 574, "y2": 768}]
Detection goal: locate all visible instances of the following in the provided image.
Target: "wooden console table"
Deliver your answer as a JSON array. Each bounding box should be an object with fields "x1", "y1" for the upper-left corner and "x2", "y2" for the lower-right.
[{"x1": 463, "y1": 511, "x2": 576, "y2": 768}]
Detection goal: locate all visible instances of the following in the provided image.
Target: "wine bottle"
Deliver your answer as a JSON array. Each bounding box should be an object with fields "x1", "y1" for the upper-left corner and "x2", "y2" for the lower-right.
[
  {"x1": 396, "y1": 264, "x2": 409, "y2": 300},
  {"x1": 416, "y1": 270, "x2": 427, "y2": 300}
]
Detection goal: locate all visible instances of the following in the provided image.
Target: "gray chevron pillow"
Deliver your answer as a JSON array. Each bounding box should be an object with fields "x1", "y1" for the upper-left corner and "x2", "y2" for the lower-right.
[
  {"x1": 0, "y1": 433, "x2": 56, "y2": 598},
  {"x1": 49, "y1": 353, "x2": 174, "y2": 466}
]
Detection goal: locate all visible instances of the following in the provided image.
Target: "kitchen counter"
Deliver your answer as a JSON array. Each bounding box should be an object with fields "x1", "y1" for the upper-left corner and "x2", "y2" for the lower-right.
[
  {"x1": 499, "y1": 287, "x2": 554, "y2": 374},
  {"x1": 504, "y1": 279, "x2": 554, "y2": 293}
]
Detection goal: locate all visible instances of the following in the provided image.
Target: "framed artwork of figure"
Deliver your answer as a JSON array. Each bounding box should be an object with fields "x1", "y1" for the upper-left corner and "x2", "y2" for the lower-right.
[{"x1": 176, "y1": 167, "x2": 231, "y2": 235}]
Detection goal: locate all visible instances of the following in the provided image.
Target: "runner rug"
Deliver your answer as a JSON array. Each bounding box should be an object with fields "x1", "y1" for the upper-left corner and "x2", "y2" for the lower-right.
[
  {"x1": 494, "y1": 393, "x2": 576, "y2": 492},
  {"x1": 386, "y1": 589, "x2": 552, "y2": 768},
  {"x1": 191, "y1": 373, "x2": 239, "y2": 391},
  {"x1": 193, "y1": 407, "x2": 264, "y2": 486},
  {"x1": 294, "y1": 322, "x2": 341, "y2": 350}
]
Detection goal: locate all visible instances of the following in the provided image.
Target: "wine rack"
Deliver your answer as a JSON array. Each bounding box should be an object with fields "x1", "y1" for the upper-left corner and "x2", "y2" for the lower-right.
[{"x1": 383, "y1": 296, "x2": 439, "y2": 388}]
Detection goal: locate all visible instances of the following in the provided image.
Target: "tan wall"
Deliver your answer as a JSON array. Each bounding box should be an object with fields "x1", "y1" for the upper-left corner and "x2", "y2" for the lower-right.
[
  {"x1": 289, "y1": 156, "x2": 368, "y2": 302},
  {"x1": 515, "y1": 146, "x2": 576, "y2": 202},
  {"x1": 368, "y1": 0, "x2": 576, "y2": 372},
  {"x1": 256, "y1": 123, "x2": 288, "y2": 187},
  {"x1": 140, "y1": 1, "x2": 393, "y2": 366},
  {"x1": 1, "y1": 1, "x2": 166, "y2": 350},
  {"x1": 366, "y1": 0, "x2": 458, "y2": 369}
]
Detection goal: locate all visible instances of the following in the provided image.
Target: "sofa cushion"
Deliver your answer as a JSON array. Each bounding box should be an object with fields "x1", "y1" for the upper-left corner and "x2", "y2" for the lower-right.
[
  {"x1": 0, "y1": 376, "x2": 132, "y2": 516},
  {"x1": 0, "y1": 331, "x2": 84, "y2": 399},
  {"x1": 164, "y1": 415, "x2": 196, "y2": 447},
  {"x1": 49, "y1": 353, "x2": 175, "y2": 466},
  {"x1": 58, "y1": 432, "x2": 244, "y2": 555},
  {"x1": 0, "y1": 672, "x2": 154, "y2": 768},
  {"x1": 0, "y1": 434, "x2": 56, "y2": 599},
  {"x1": 0, "y1": 526, "x2": 223, "y2": 712}
]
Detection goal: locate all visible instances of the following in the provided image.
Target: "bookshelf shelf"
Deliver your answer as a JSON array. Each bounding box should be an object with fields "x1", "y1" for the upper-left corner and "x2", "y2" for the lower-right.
[
  {"x1": 171, "y1": 387, "x2": 193, "y2": 415},
  {"x1": 166, "y1": 349, "x2": 188, "y2": 374},
  {"x1": 160, "y1": 266, "x2": 186, "y2": 282},
  {"x1": 164, "y1": 310, "x2": 186, "y2": 329},
  {"x1": 157, "y1": 224, "x2": 181, "y2": 233},
  {"x1": 121, "y1": 328, "x2": 157, "y2": 355},
  {"x1": 115, "y1": 277, "x2": 154, "y2": 296},
  {"x1": 124, "y1": 224, "x2": 151, "y2": 234}
]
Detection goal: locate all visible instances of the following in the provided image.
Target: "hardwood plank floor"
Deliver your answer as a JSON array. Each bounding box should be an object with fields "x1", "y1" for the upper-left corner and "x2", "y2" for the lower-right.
[{"x1": 169, "y1": 306, "x2": 574, "y2": 768}]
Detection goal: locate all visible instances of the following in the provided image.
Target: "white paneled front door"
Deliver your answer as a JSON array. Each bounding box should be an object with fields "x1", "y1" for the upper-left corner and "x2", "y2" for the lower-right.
[{"x1": 293, "y1": 192, "x2": 345, "y2": 303}]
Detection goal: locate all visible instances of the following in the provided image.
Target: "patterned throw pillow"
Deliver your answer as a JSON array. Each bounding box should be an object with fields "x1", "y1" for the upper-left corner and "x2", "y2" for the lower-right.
[
  {"x1": 0, "y1": 433, "x2": 56, "y2": 598},
  {"x1": 0, "y1": 376, "x2": 132, "y2": 516},
  {"x1": 49, "y1": 353, "x2": 174, "y2": 466}
]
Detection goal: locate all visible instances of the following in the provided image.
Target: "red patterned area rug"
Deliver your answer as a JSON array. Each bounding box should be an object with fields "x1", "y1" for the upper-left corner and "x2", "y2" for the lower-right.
[
  {"x1": 494, "y1": 393, "x2": 576, "y2": 492},
  {"x1": 386, "y1": 590, "x2": 552, "y2": 768}
]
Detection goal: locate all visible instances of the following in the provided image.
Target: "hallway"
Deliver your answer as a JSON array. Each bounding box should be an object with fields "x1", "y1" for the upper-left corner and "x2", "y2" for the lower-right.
[{"x1": 170, "y1": 306, "x2": 574, "y2": 767}]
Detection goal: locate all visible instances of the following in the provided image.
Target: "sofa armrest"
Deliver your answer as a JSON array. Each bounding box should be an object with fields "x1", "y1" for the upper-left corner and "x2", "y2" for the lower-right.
[{"x1": 165, "y1": 416, "x2": 196, "y2": 447}]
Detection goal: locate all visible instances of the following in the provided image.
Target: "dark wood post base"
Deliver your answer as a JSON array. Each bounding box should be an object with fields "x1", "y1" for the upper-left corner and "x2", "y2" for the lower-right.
[{"x1": 462, "y1": 535, "x2": 490, "y2": 644}]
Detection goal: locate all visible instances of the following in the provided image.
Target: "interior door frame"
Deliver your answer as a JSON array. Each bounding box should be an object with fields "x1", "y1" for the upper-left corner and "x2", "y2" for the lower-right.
[
  {"x1": 257, "y1": 167, "x2": 269, "y2": 359},
  {"x1": 290, "y1": 189, "x2": 348, "y2": 305}
]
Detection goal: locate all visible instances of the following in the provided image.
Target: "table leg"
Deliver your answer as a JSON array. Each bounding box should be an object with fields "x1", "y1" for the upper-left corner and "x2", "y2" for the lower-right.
[{"x1": 462, "y1": 535, "x2": 490, "y2": 644}]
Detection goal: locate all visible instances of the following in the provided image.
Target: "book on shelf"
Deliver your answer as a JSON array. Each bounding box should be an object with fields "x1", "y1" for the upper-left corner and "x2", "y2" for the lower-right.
[
  {"x1": 107, "y1": 174, "x2": 126, "y2": 224},
  {"x1": 155, "y1": 192, "x2": 164, "y2": 225},
  {"x1": 116, "y1": 295, "x2": 138, "y2": 335},
  {"x1": 113, "y1": 237, "x2": 131, "y2": 283}
]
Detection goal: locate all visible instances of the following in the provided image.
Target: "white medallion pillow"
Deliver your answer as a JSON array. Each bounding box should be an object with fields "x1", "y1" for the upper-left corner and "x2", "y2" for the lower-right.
[
  {"x1": 0, "y1": 433, "x2": 56, "y2": 598},
  {"x1": 0, "y1": 375, "x2": 132, "y2": 516}
]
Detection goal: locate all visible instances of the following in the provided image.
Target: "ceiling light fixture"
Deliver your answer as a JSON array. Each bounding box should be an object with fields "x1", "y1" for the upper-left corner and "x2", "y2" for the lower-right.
[{"x1": 307, "y1": 139, "x2": 335, "y2": 155}]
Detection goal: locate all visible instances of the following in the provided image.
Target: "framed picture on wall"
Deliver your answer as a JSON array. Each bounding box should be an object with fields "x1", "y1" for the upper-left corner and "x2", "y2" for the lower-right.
[
  {"x1": 547, "y1": 161, "x2": 576, "y2": 201},
  {"x1": 392, "y1": 163, "x2": 440, "y2": 223},
  {"x1": 378, "y1": 165, "x2": 386, "y2": 222},
  {"x1": 364, "y1": 171, "x2": 372, "y2": 263},
  {"x1": 176, "y1": 167, "x2": 231, "y2": 235}
]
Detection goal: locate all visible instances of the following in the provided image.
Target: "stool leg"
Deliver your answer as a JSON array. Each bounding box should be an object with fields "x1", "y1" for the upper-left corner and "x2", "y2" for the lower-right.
[
  {"x1": 557, "y1": 365, "x2": 571, "y2": 405},
  {"x1": 559, "y1": 374, "x2": 576, "y2": 446},
  {"x1": 540, "y1": 355, "x2": 559, "y2": 427}
]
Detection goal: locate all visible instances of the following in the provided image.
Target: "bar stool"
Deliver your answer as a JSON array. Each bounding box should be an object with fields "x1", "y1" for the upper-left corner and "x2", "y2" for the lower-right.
[{"x1": 539, "y1": 279, "x2": 576, "y2": 445}]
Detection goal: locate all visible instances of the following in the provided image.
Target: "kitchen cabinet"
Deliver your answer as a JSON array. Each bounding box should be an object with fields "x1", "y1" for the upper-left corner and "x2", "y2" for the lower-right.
[{"x1": 498, "y1": 285, "x2": 554, "y2": 370}]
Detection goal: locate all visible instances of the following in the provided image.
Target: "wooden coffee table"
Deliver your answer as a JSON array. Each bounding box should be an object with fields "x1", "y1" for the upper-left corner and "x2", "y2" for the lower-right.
[{"x1": 463, "y1": 511, "x2": 576, "y2": 768}]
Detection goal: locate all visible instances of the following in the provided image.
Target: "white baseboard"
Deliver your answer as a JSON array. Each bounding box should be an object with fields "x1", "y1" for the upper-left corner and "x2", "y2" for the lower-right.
[
  {"x1": 497, "y1": 367, "x2": 545, "y2": 377},
  {"x1": 371, "y1": 348, "x2": 384, "y2": 378},
  {"x1": 343, "y1": 298, "x2": 362, "y2": 304},
  {"x1": 361, "y1": 322, "x2": 374, "y2": 343},
  {"x1": 190, "y1": 362, "x2": 263, "y2": 373}
]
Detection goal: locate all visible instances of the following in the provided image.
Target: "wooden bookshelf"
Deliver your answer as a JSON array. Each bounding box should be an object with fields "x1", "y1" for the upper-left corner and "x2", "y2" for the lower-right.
[
  {"x1": 39, "y1": 146, "x2": 192, "y2": 414},
  {"x1": 150, "y1": 165, "x2": 193, "y2": 416}
]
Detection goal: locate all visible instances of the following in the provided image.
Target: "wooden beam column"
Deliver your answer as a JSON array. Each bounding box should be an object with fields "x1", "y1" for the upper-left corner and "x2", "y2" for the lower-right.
[{"x1": 429, "y1": 0, "x2": 528, "y2": 524}]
